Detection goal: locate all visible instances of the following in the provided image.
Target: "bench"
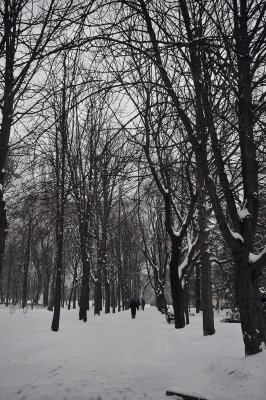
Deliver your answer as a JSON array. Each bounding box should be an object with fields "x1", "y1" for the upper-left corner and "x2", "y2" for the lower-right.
[
  {"x1": 163, "y1": 309, "x2": 195, "y2": 324},
  {"x1": 166, "y1": 390, "x2": 208, "y2": 399},
  {"x1": 166, "y1": 313, "x2": 175, "y2": 324},
  {"x1": 160, "y1": 307, "x2": 175, "y2": 324},
  {"x1": 165, "y1": 312, "x2": 175, "y2": 324}
]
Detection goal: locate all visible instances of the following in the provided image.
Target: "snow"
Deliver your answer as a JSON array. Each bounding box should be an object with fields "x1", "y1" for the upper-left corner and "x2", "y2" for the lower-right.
[
  {"x1": 0, "y1": 306, "x2": 265, "y2": 400},
  {"x1": 237, "y1": 208, "x2": 251, "y2": 220},
  {"x1": 178, "y1": 256, "x2": 188, "y2": 279},
  {"x1": 173, "y1": 229, "x2": 181, "y2": 237},
  {"x1": 229, "y1": 227, "x2": 244, "y2": 243},
  {"x1": 249, "y1": 246, "x2": 266, "y2": 263}
]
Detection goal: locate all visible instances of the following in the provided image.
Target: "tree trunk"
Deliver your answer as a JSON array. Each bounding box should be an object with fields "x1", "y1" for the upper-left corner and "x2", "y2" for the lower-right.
[
  {"x1": 43, "y1": 269, "x2": 50, "y2": 307},
  {"x1": 14, "y1": 273, "x2": 19, "y2": 305},
  {"x1": 195, "y1": 262, "x2": 201, "y2": 313},
  {"x1": 156, "y1": 292, "x2": 167, "y2": 312},
  {"x1": 51, "y1": 205, "x2": 65, "y2": 331},
  {"x1": 22, "y1": 219, "x2": 32, "y2": 308},
  {"x1": 111, "y1": 279, "x2": 116, "y2": 313},
  {"x1": 73, "y1": 281, "x2": 77, "y2": 309},
  {"x1": 51, "y1": 56, "x2": 67, "y2": 332},
  {"x1": 5, "y1": 268, "x2": 11, "y2": 307},
  {"x1": 117, "y1": 284, "x2": 121, "y2": 312},
  {"x1": 51, "y1": 250, "x2": 62, "y2": 331},
  {"x1": 105, "y1": 279, "x2": 111, "y2": 314},
  {"x1": 94, "y1": 280, "x2": 102, "y2": 316},
  {"x1": 79, "y1": 274, "x2": 90, "y2": 321},
  {"x1": 201, "y1": 258, "x2": 215, "y2": 335},
  {"x1": 0, "y1": 6, "x2": 14, "y2": 280},
  {"x1": 233, "y1": 247, "x2": 266, "y2": 355},
  {"x1": 61, "y1": 269, "x2": 65, "y2": 308},
  {"x1": 0, "y1": 194, "x2": 7, "y2": 282},
  {"x1": 68, "y1": 263, "x2": 78, "y2": 310},
  {"x1": 33, "y1": 283, "x2": 41, "y2": 305},
  {"x1": 169, "y1": 236, "x2": 185, "y2": 328},
  {"x1": 184, "y1": 281, "x2": 189, "y2": 325},
  {"x1": 47, "y1": 267, "x2": 55, "y2": 311},
  {"x1": 198, "y1": 196, "x2": 215, "y2": 336},
  {"x1": 79, "y1": 258, "x2": 90, "y2": 322}
]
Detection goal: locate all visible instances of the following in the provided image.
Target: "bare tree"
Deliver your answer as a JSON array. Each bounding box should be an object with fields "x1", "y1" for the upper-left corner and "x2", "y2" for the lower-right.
[
  {"x1": 134, "y1": 182, "x2": 169, "y2": 312},
  {"x1": 97, "y1": 0, "x2": 265, "y2": 352},
  {"x1": 0, "y1": 0, "x2": 95, "y2": 280}
]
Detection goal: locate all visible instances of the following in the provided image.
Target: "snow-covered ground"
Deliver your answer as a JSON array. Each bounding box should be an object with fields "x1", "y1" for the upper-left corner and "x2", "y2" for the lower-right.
[{"x1": 0, "y1": 305, "x2": 265, "y2": 400}]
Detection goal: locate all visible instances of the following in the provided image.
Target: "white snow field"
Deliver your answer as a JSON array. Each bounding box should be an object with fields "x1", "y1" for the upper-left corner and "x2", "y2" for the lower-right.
[{"x1": 0, "y1": 305, "x2": 265, "y2": 400}]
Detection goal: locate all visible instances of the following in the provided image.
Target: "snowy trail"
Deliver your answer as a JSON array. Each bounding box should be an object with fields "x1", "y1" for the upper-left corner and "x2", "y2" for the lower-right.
[
  {"x1": 1, "y1": 306, "x2": 170, "y2": 400},
  {"x1": 0, "y1": 305, "x2": 265, "y2": 400}
]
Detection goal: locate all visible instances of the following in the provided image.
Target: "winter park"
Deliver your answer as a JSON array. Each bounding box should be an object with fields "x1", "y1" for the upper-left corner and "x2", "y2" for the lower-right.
[{"x1": 0, "y1": 1, "x2": 265, "y2": 400}]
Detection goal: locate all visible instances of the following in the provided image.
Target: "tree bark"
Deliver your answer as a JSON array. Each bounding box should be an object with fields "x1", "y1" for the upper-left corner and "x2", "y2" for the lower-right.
[
  {"x1": 51, "y1": 56, "x2": 67, "y2": 332},
  {"x1": 156, "y1": 292, "x2": 167, "y2": 313},
  {"x1": 111, "y1": 278, "x2": 116, "y2": 313},
  {"x1": 201, "y1": 257, "x2": 215, "y2": 336},
  {"x1": 197, "y1": 179, "x2": 215, "y2": 335},
  {"x1": 94, "y1": 280, "x2": 102, "y2": 316},
  {"x1": 233, "y1": 246, "x2": 266, "y2": 355},
  {"x1": 68, "y1": 261, "x2": 78, "y2": 310},
  {"x1": 79, "y1": 252, "x2": 90, "y2": 321},
  {"x1": 47, "y1": 266, "x2": 55, "y2": 311},
  {"x1": 169, "y1": 236, "x2": 185, "y2": 328},
  {"x1": 104, "y1": 279, "x2": 111, "y2": 314},
  {"x1": 184, "y1": 282, "x2": 190, "y2": 325},
  {"x1": 5, "y1": 268, "x2": 11, "y2": 307},
  {"x1": 195, "y1": 262, "x2": 201, "y2": 313},
  {"x1": 22, "y1": 219, "x2": 32, "y2": 308},
  {"x1": 0, "y1": 0, "x2": 15, "y2": 280},
  {"x1": 51, "y1": 246, "x2": 62, "y2": 331}
]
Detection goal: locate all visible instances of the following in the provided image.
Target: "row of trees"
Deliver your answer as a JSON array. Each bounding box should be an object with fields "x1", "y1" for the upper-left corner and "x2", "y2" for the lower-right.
[
  {"x1": 98, "y1": 0, "x2": 266, "y2": 355},
  {"x1": 0, "y1": 0, "x2": 265, "y2": 356}
]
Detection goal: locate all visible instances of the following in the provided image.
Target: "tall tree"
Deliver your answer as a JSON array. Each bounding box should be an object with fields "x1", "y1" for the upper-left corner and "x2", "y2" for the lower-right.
[
  {"x1": 98, "y1": 0, "x2": 265, "y2": 352},
  {"x1": 51, "y1": 55, "x2": 68, "y2": 331},
  {"x1": 0, "y1": 0, "x2": 94, "y2": 280}
]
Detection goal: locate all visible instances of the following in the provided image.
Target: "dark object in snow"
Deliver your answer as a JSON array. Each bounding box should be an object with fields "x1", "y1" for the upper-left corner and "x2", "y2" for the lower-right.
[
  {"x1": 220, "y1": 310, "x2": 241, "y2": 323},
  {"x1": 163, "y1": 309, "x2": 175, "y2": 324},
  {"x1": 220, "y1": 317, "x2": 241, "y2": 323},
  {"x1": 163, "y1": 308, "x2": 194, "y2": 324},
  {"x1": 161, "y1": 307, "x2": 175, "y2": 324},
  {"x1": 166, "y1": 390, "x2": 208, "y2": 399},
  {"x1": 166, "y1": 313, "x2": 175, "y2": 324},
  {"x1": 129, "y1": 298, "x2": 137, "y2": 319}
]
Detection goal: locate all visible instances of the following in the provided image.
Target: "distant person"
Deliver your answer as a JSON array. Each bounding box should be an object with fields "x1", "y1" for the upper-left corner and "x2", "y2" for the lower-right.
[
  {"x1": 141, "y1": 298, "x2": 145, "y2": 311},
  {"x1": 136, "y1": 298, "x2": 140, "y2": 311},
  {"x1": 129, "y1": 298, "x2": 137, "y2": 319}
]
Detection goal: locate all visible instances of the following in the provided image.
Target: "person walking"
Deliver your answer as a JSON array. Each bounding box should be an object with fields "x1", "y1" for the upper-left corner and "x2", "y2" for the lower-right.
[
  {"x1": 129, "y1": 298, "x2": 137, "y2": 319},
  {"x1": 141, "y1": 298, "x2": 145, "y2": 311},
  {"x1": 136, "y1": 298, "x2": 140, "y2": 311}
]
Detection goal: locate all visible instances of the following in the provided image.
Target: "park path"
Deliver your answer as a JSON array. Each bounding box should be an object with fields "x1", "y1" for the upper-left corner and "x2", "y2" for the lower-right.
[
  {"x1": 1, "y1": 304, "x2": 260, "y2": 400},
  {"x1": 0, "y1": 306, "x2": 178, "y2": 400}
]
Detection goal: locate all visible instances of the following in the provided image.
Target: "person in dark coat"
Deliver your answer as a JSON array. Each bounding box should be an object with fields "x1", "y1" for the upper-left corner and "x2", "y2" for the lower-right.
[
  {"x1": 136, "y1": 298, "x2": 140, "y2": 311},
  {"x1": 129, "y1": 298, "x2": 137, "y2": 319},
  {"x1": 141, "y1": 298, "x2": 145, "y2": 311}
]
